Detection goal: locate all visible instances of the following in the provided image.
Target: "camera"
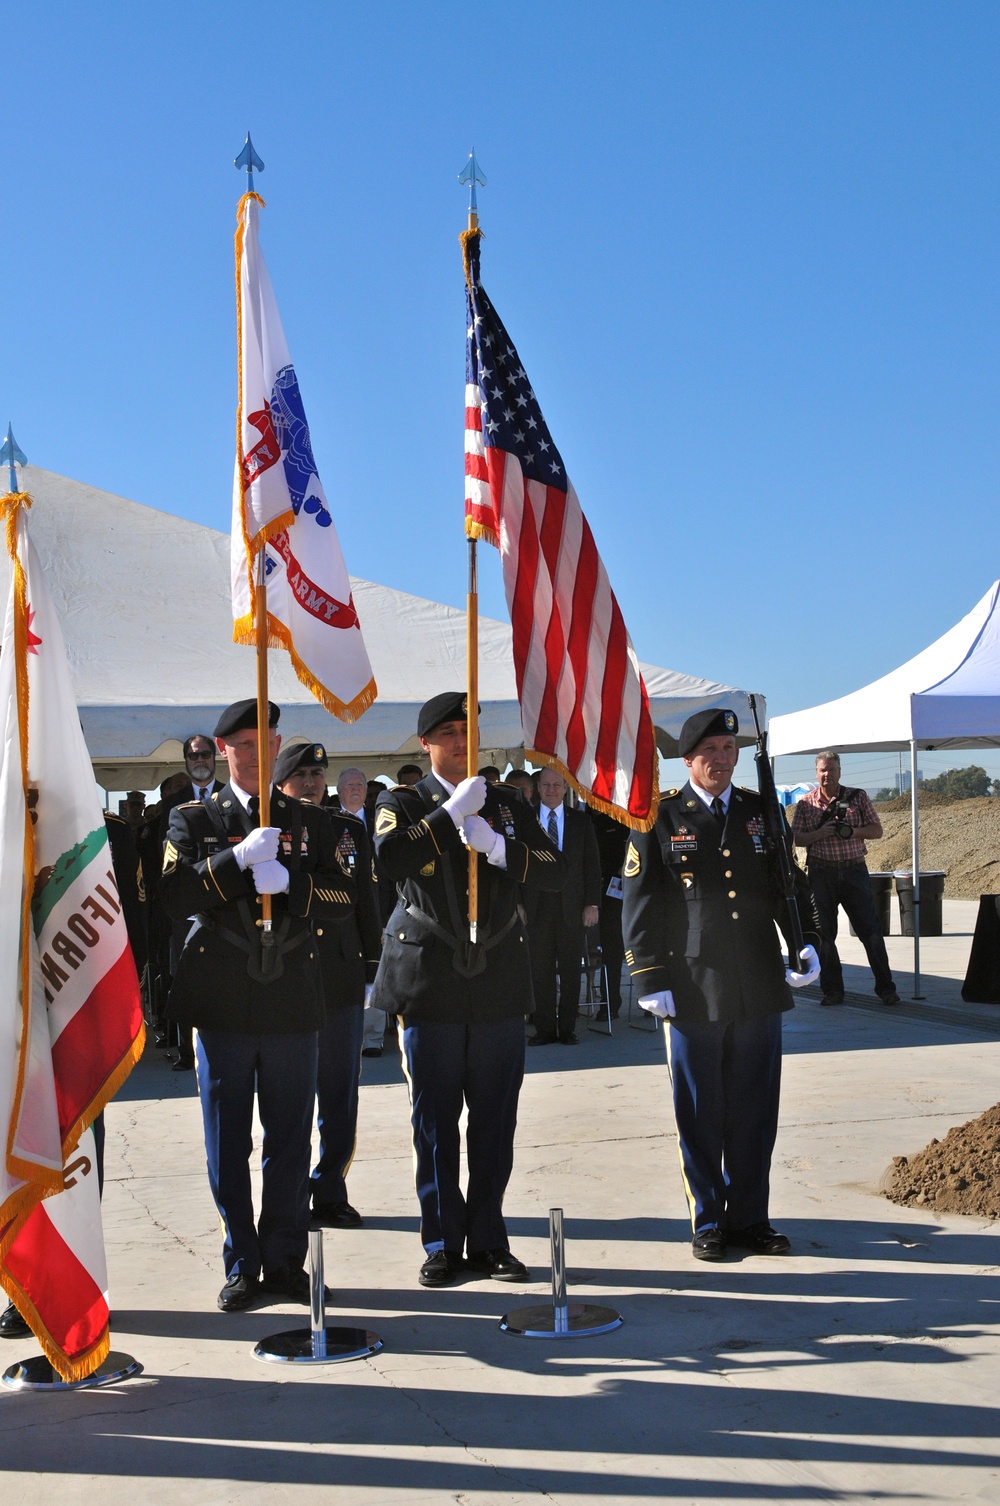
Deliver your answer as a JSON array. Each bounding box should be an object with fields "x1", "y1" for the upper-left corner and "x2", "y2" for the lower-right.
[{"x1": 825, "y1": 799, "x2": 853, "y2": 840}]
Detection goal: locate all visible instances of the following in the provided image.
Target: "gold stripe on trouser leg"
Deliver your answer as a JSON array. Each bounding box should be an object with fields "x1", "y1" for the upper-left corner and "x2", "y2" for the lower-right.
[
  {"x1": 396, "y1": 1016, "x2": 421, "y2": 1191},
  {"x1": 193, "y1": 1028, "x2": 228, "y2": 1242},
  {"x1": 665, "y1": 1024, "x2": 698, "y2": 1233}
]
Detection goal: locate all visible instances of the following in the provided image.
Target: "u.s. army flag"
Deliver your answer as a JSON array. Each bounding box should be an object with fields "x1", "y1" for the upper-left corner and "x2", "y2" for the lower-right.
[{"x1": 232, "y1": 191, "x2": 376, "y2": 722}]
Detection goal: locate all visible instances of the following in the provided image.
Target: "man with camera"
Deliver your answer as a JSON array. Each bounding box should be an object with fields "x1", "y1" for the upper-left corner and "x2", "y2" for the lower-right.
[{"x1": 792, "y1": 751, "x2": 900, "y2": 1007}]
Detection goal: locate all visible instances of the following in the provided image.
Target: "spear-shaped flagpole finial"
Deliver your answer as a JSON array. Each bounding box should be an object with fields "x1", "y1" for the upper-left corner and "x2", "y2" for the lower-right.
[
  {"x1": 235, "y1": 132, "x2": 265, "y2": 194},
  {"x1": 458, "y1": 148, "x2": 487, "y2": 231},
  {"x1": 0, "y1": 423, "x2": 27, "y2": 495}
]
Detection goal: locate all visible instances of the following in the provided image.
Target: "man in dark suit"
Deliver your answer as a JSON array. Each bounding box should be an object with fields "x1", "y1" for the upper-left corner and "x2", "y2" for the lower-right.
[
  {"x1": 371, "y1": 691, "x2": 567, "y2": 1288},
  {"x1": 160, "y1": 734, "x2": 223, "y2": 819},
  {"x1": 622, "y1": 708, "x2": 820, "y2": 1263},
  {"x1": 274, "y1": 740, "x2": 382, "y2": 1230},
  {"x1": 162, "y1": 699, "x2": 355, "y2": 1313},
  {"x1": 525, "y1": 768, "x2": 602, "y2": 1045}
]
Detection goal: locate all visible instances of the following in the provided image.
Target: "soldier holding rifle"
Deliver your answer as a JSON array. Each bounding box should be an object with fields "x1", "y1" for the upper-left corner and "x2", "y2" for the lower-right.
[{"x1": 622, "y1": 708, "x2": 820, "y2": 1263}]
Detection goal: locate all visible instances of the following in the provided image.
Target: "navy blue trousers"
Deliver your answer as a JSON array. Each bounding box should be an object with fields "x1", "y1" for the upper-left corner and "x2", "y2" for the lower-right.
[
  {"x1": 311, "y1": 1005, "x2": 365, "y2": 1206},
  {"x1": 196, "y1": 1029, "x2": 318, "y2": 1279},
  {"x1": 666, "y1": 1013, "x2": 782, "y2": 1235},
  {"x1": 401, "y1": 1016, "x2": 525, "y2": 1255}
]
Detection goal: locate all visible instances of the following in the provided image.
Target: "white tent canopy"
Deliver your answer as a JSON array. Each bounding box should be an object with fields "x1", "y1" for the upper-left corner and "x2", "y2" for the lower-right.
[
  {"x1": 3, "y1": 467, "x2": 760, "y2": 788},
  {"x1": 769, "y1": 581, "x2": 1000, "y2": 757},
  {"x1": 768, "y1": 581, "x2": 1000, "y2": 998}
]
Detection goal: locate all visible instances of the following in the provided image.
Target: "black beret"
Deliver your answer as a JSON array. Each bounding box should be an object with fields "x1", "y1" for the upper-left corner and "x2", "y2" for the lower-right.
[
  {"x1": 678, "y1": 707, "x2": 739, "y2": 758},
  {"x1": 213, "y1": 698, "x2": 280, "y2": 738},
  {"x1": 273, "y1": 741, "x2": 328, "y2": 786},
  {"x1": 417, "y1": 691, "x2": 480, "y2": 739}
]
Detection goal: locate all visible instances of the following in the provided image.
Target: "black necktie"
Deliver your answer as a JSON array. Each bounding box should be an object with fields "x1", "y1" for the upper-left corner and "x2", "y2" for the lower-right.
[
  {"x1": 247, "y1": 795, "x2": 259, "y2": 824},
  {"x1": 711, "y1": 797, "x2": 726, "y2": 829}
]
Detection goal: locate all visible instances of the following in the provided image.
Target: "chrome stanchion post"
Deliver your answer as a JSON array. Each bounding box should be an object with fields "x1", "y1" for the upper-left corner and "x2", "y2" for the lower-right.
[
  {"x1": 254, "y1": 1227, "x2": 382, "y2": 1366},
  {"x1": 550, "y1": 1207, "x2": 569, "y2": 1335},
  {"x1": 500, "y1": 1207, "x2": 622, "y2": 1339},
  {"x1": 309, "y1": 1228, "x2": 327, "y2": 1360}
]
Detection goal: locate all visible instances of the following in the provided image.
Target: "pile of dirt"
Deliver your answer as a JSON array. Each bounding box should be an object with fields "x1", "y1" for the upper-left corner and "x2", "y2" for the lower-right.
[
  {"x1": 786, "y1": 793, "x2": 1000, "y2": 897},
  {"x1": 865, "y1": 795, "x2": 1000, "y2": 897},
  {"x1": 883, "y1": 1103, "x2": 1000, "y2": 1217}
]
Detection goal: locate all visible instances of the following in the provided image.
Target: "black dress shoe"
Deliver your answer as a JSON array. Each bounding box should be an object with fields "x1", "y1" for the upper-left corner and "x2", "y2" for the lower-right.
[
  {"x1": 217, "y1": 1274, "x2": 260, "y2": 1312},
  {"x1": 0, "y1": 1301, "x2": 31, "y2": 1338},
  {"x1": 260, "y1": 1262, "x2": 332, "y2": 1303},
  {"x1": 172, "y1": 1057, "x2": 194, "y2": 1072},
  {"x1": 878, "y1": 991, "x2": 901, "y2": 1006},
  {"x1": 466, "y1": 1248, "x2": 529, "y2": 1282},
  {"x1": 528, "y1": 1032, "x2": 558, "y2": 1046},
  {"x1": 820, "y1": 994, "x2": 844, "y2": 1007},
  {"x1": 727, "y1": 1223, "x2": 791, "y2": 1255},
  {"x1": 312, "y1": 1199, "x2": 363, "y2": 1228},
  {"x1": 418, "y1": 1250, "x2": 465, "y2": 1287},
  {"x1": 558, "y1": 1032, "x2": 579, "y2": 1045},
  {"x1": 361, "y1": 1045, "x2": 383, "y2": 1058},
  {"x1": 691, "y1": 1229, "x2": 725, "y2": 1261}
]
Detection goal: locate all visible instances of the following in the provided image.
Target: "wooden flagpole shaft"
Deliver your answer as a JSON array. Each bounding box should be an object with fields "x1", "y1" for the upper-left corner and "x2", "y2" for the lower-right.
[
  {"x1": 467, "y1": 538, "x2": 479, "y2": 943},
  {"x1": 255, "y1": 546, "x2": 273, "y2": 935}
]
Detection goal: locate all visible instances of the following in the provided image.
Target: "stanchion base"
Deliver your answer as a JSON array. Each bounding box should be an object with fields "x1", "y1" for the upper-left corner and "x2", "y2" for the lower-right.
[
  {"x1": 2, "y1": 1352, "x2": 141, "y2": 1391},
  {"x1": 253, "y1": 1325, "x2": 382, "y2": 1365},
  {"x1": 499, "y1": 1303, "x2": 622, "y2": 1339}
]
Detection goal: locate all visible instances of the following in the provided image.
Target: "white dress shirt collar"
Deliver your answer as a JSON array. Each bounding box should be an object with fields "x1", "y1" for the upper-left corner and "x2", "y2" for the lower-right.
[{"x1": 689, "y1": 780, "x2": 732, "y2": 813}]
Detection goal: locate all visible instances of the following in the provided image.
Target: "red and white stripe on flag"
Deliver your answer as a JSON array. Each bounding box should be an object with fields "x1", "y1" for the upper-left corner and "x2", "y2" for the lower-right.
[
  {"x1": 0, "y1": 492, "x2": 144, "y2": 1380},
  {"x1": 462, "y1": 229, "x2": 658, "y2": 830},
  {"x1": 231, "y1": 192, "x2": 376, "y2": 723}
]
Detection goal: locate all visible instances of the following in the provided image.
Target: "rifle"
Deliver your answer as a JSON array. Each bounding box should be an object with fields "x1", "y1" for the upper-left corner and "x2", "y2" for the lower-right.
[{"x1": 748, "y1": 693, "x2": 806, "y2": 971}]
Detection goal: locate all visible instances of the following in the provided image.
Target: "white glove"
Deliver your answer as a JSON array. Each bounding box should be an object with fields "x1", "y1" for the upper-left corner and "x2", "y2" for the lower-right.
[
  {"x1": 363, "y1": 984, "x2": 374, "y2": 1009},
  {"x1": 785, "y1": 943, "x2": 820, "y2": 989},
  {"x1": 233, "y1": 826, "x2": 280, "y2": 870},
  {"x1": 251, "y1": 859, "x2": 290, "y2": 895},
  {"x1": 442, "y1": 775, "x2": 486, "y2": 826},
  {"x1": 463, "y1": 814, "x2": 502, "y2": 856},
  {"x1": 639, "y1": 990, "x2": 676, "y2": 1018}
]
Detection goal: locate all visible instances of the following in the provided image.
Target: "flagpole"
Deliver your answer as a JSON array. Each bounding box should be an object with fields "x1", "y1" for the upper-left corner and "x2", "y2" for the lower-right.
[
  {"x1": 235, "y1": 133, "x2": 275, "y2": 964},
  {"x1": 460, "y1": 151, "x2": 486, "y2": 945}
]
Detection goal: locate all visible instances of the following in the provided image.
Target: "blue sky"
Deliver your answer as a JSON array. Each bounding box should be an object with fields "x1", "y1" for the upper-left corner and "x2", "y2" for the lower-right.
[{"x1": 5, "y1": 3, "x2": 999, "y2": 790}]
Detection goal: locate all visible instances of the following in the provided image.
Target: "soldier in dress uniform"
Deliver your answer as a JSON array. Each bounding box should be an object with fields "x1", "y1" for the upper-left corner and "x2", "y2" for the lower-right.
[
  {"x1": 162, "y1": 699, "x2": 355, "y2": 1312},
  {"x1": 622, "y1": 708, "x2": 820, "y2": 1262},
  {"x1": 273, "y1": 739, "x2": 382, "y2": 1230},
  {"x1": 370, "y1": 691, "x2": 567, "y2": 1288}
]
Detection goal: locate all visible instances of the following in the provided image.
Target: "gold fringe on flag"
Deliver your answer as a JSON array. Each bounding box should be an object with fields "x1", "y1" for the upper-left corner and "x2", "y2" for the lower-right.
[
  {"x1": 232, "y1": 608, "x2": 378, "y2": 724},
  {"x1": 524, "y1": 746, "x2": 661, "y2": 833}
]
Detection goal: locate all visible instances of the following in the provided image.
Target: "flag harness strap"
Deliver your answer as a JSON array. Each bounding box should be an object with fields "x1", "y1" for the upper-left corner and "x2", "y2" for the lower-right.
[
  {"x1": 396, "y1": 786, "x2": 516, "y2": 978},
  {"x1": 194, "y1": 794, "x2": 308, "y2": 984}
]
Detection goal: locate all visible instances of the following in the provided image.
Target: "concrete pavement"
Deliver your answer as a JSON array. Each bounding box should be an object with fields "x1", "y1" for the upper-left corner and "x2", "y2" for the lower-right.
[{"x1": 2, "y1": 900, "x2": 1000, "y2": 1504}]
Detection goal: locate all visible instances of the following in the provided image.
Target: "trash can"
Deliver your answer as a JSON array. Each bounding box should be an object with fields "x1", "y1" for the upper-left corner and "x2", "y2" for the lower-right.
[
  {"x1": 894, "y1": 870, "x2": 947, "y2": 938},
  {"x1": 850, "y1": 872, "x2": 893, "y2": 937}
]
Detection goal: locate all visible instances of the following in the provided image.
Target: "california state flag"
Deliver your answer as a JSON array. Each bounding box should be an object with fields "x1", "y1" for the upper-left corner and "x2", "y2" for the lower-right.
[
  {"x1": 232, "y1": 191, "x2": 376, "y2": 722},
  {"x1": 0, "y1": 492, "x2": 144, "y2": 1380}
]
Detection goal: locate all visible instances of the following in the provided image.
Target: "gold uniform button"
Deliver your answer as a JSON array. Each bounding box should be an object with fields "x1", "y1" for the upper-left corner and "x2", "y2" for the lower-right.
[
  {"x1": 399, "y1": 931, "x2": 406, "y2": 940},
  {"x1": 681, "y1": 855, "x2": 688, "y2": 863},
  {"x1": 732, "y1": 911, "x2": 739, "y2": 920},
  {"x1": 728, "y1": 890, "x2": 736, "y2": 899},
  {"x1": 316, "y1": 927, "x2": 324, "y2": 936},
  {"x1": 198, "y1": 945, "x2": 205, "y2": 953},
  {"x1": 725, "y1": 870, "x2": 733, "y2": 879},
  {"x1": 722, "y1": 849, "x2": 731, "y2": 858}
]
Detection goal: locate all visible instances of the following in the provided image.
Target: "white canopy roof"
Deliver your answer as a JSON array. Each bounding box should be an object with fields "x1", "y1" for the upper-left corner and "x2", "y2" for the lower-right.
[
  {"x1": 770, "y1": 581, "x2": 1000, "y2": 756},
  {"x1": 2, "y1": 467, "x2": 760, "y2": 786}
]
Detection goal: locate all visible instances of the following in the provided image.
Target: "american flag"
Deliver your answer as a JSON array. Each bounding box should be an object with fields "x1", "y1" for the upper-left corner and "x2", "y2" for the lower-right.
[{"x1": 462, "y1": 230, "x2": 658, "y2": 830}]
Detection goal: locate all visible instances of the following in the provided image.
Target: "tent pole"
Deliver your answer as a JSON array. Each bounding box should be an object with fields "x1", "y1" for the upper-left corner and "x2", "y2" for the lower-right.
[{"x1": 910, "y1": 738, "x2": 923, "y2": 999}]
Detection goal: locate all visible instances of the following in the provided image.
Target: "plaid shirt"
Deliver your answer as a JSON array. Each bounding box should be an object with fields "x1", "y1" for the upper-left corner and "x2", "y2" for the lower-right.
[{"x1": 792, "y1": 784, "x2": 880, "y2": 865}]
